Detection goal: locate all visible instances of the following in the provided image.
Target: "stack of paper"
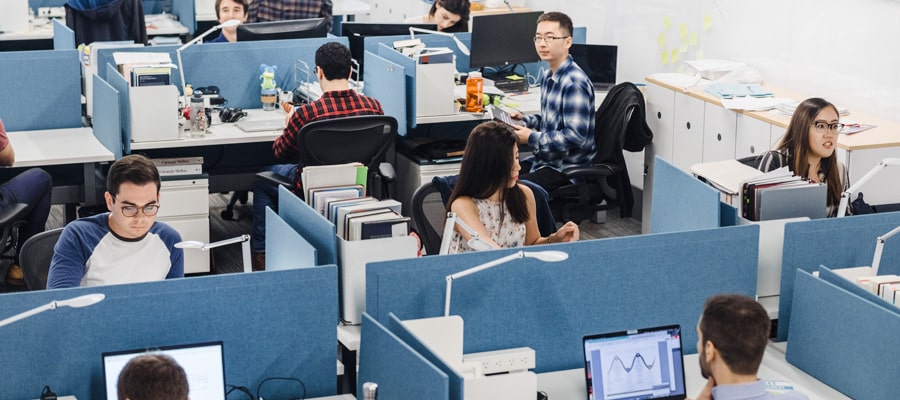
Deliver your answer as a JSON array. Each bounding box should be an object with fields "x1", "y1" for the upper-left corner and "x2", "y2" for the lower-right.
[
  {"x1": 774, "y1": 101, "x2": 849, "y2": 116},
  {"x1": 704, "y1": 83, "x2": 773, "y2": 99}
]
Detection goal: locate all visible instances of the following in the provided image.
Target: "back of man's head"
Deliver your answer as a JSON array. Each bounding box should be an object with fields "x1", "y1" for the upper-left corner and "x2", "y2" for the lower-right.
[
  {"x1": 699, "y1": 294, "x2": 770, "y2": 375},
  {"x1": 117, "y1": 354, "x2": 189, "y2": 400},
  {"x1": 107, "y1": 154, "x2": 161, "y2": 197},
  {"x1": 315, "y1": 42, "x2": 352, "y2": 81}
]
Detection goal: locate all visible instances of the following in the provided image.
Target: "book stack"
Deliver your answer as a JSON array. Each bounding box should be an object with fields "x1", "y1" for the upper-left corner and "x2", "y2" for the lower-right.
[
  {"x1": 741, "y1": 166, "x2": 827, "y2": 221},
  {"x1": 151, "y1": 157, "x2": 203, "y2": 177},
  {"x1": 855, "y1": 275, "x2": 900, "y2": 307}
]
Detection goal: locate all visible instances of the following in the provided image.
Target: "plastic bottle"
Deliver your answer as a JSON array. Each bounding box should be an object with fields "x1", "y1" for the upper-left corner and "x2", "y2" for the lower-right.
[
  {"x1": 189, "y1": 90, "x2": 207, "y2": 138},
  {"x1": 466, "y1": 71, "x2": 484, "y2": 113}
]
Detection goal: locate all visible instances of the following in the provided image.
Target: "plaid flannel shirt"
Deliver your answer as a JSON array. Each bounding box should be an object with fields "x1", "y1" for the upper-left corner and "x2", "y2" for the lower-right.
[{"x1": 248, "y1": 0, "x2": 334, "y2": 30}]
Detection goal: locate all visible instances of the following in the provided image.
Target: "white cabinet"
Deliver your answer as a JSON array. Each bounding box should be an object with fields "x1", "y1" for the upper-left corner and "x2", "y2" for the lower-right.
[
  {"x1": 702, "y1": 104, "x2": 738, "y2": 162},
  {"x1": 644, "y1": 84, "x2": 675, "y2": 161},
  {"x1": 671, "y1": 93, "x2": 705, "y2": 170},
  {"x1": 735, "y1": 114, "x2": 774, "y2": 159},
  {"x1": 158, "y1": 178, "x2": 210, "y2": 274},
  {"x1": 396, "y1": 153, "x2": 461, "y2": 212}
]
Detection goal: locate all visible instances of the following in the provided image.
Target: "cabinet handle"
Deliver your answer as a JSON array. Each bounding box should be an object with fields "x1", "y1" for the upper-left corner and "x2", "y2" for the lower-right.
[
  {"x1": 717, "y1": 133, "x2": 722, "y2": 141},
  {"x1": 657, "y1": 111, "x2": 662, "y2": 120},
  {"x1": 750, "y1": 145, "x2": 756, "y2": 154},
  {"x1": 686, "y1": 121, "x2": 691, "y2": 130}
]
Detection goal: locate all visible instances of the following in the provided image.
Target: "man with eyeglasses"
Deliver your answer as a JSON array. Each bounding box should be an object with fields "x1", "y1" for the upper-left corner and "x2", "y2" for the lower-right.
[
  {"x1": 509, "y1": 11, "x2": 596, "y2": 194},
  {"x1": 48, "y1": 155, "x2": 184, "y2": 289}
]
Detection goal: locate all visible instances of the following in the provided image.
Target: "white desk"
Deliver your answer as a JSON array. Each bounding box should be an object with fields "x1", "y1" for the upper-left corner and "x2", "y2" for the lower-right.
[
  {"x1": 338, "y1": 324, "x2": 361, "y2": 394},
  {"x1": 130, "y1": 108, "x2": 285, "y2": 150},
  {"x1": 415, "y1": 86, "x2": 542, "y2": 125}
]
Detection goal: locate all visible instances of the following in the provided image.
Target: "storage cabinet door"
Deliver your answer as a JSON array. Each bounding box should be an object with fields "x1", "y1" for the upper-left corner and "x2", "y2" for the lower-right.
[
  {"x1": 735, "y1": 114, "x2": 774, "y2": 160},
  {"x1": 672, "y1": 93, "x2": 705, "y2": 171},
  {"x1": 702, "y1": 104, "x2": 737, "y2": 163},
  {"x1": 644, "y1": 83, "x2": 675, "y2": 161}
]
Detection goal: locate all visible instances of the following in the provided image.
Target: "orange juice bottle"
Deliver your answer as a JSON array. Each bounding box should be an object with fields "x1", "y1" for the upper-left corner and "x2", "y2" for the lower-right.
[{"x1": 465, "y1": 72, "x2": 483, "y2": 113}]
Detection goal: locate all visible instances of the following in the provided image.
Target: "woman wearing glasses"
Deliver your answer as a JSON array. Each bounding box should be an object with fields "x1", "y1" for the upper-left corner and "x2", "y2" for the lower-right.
[
  {"x1": 758, "y1": 97, "x2": 850, "y2": 217},
  {"x1": 406, "y1": 0, "x2": 471, "y2": 32}
]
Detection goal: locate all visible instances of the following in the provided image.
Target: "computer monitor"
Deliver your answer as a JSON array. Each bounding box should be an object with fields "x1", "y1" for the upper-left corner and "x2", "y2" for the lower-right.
[
  {"x1": 236, "y1": 18, "x2": 328, "y2": 42},
  {"x1": 102, "y1": 341, "x2": 227, "y2": 400},
  {"x1": 469, "y1": 11, "x2": 543, "y2": 69},
  {"x1": 570, "y1": 44, "x2": 618, "y2": 92},
  {"x1": 341, "y1": 22, "x2": 437, "y2": 77}
]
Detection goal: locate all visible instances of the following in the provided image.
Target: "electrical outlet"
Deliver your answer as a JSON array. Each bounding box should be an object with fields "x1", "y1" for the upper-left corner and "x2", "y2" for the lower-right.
[{"x1": 462, "y1": 347, "x2": 535, "y2": 376}]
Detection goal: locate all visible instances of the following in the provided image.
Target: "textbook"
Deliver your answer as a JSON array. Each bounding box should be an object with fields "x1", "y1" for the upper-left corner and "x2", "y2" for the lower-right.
[
  {"x1": 151, "y1": 157, "x2": 203, "y2": 176},
  {"x1": 301, "y1": 163, "x2": 367, "y2": 202},
  {"x1": 359, "y1": 216, "x2": 410, "y2": 240}
]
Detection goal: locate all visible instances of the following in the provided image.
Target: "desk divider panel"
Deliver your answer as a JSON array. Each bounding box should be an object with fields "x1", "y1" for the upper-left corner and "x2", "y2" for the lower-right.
[
  {"x1": 52, "y1": 19, "x2": 75, "y2": 50},
  {"x1": 776, "y1": 211, "x2": 900, "y2": 341},
  {"x1": 105, "y1": 64, "x2": 133, "y2": 154},
  {"x1": 786, "y1": 270, "x2": 900, "y2": 400},
  {"x1": 0, "y1": 267, "x2": 338, "y2": 399},
  {"x1": 277, "y1": 186, "x2": 337, "y2": 266},
  {"x1": 92, "y1": 73, "x2": 124, "y2": 159},
  {"x1": 266, "y1": 207, "x2": 317, "y2": 270},
  {"x1": 358, "y1": 312, "x2": 450, "y2": 399},
  {"x1": 362, "y1": 51, "x2": 407, "y2": 135},
  {"x1": 650, "y1": 156, "x2": 721, "y2": 233},
  {"x1": 0, "y1": 49, "x2": 81, "y2": 131},
  {"x1": 386, "y1": 313, "x2": 465, "y2": 400},
  {"x1": 816, "y1": 265, "x2": 900, "y2": 316},
  {"x1": 366, "y1": 225, "x2": 759, "y2": 372}
]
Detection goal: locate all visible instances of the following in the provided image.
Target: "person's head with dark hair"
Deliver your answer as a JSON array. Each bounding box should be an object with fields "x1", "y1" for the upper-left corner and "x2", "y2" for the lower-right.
[
  {"x1": 214, "y1": 0, "x2": 249, "y2": 42},
  {"x1": 428, "y1": 0, "x2": 470, "y2": 32},
  {"x1": 697, "y1": 294, "x2": 770, "y2": 381},
  {"x1": 536, "y1": 11, "x2": 573, "y2": 37},
  {"x1": 104, "y1": 154, "x2": 162, "y2": 239},
  {"x1": 315, "y1": 41, "x2": 353, "y2": 82},
  {"x1": 534, "y1": 11, "x2": 574, "y2": 72},
  {"x1": 117, "y1": 354, "x2": 189, "y2": 400}
]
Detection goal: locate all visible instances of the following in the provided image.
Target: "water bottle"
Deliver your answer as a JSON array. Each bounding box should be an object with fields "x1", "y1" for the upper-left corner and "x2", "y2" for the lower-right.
[
  {"x1": 466, "y1": 71, "x2": 484, "y2": 113},
  {"x1": 189, "y1": 90, "x2": 207, "y2": 138},
  {"x1": 362, "y1": 382, "x2": 378, "y2": 400}
]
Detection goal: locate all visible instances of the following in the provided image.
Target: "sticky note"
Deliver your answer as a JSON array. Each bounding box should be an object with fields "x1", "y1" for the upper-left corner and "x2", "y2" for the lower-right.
[
  {"x1": 662, "y1": 51, "x2": 670, "y2": 65},
  {"x1": 658, "y1": 33, "x2": 666, "y2": 48},
  {"x1": 679, "y1": 24, "x2": 688, "y2": 38},
  {"x1": 663, "y1": 16, "x2": 671, "y2": 30},
  {"x1": 679, "y1": 44, "x2": 688, "y2": 53},
  {"x1": 689, "y1": 32, "x2": 698, "y2": 46},
  {"x1": 703, "y1": 15, "x2": 712, "y2": 30},
  {"x1": 671, "y1": 49, "x2": 680, "y2": 63}
]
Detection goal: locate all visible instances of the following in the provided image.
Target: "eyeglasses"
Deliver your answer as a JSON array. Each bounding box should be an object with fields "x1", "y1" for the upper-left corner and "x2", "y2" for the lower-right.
[
  {"x1": 533, "y1": 35, "x2": 570, "y2": 44},
  {"x1": 812, "y1": 121, "x2": 845, "y2": 134},
  {"x1": 120, "y1": 204, "x2": 160, "y2": 217}
]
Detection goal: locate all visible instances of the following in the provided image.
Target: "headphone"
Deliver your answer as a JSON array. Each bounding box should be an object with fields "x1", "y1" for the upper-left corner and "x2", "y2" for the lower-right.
[{"x1": 219, "y1": 107, "x2": 247, "y2": 123}]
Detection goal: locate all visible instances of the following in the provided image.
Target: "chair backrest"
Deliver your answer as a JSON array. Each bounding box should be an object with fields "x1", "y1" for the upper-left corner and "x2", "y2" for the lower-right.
[
  {"x1": 20, "y1": 228, "x2": 63, "y2": 290},
  {"x1": 409, "y1": 182, "x2": 445, "y2": 256},
  {"x1": 297, "y1": 115, "x2": 397, "y2": 170}
]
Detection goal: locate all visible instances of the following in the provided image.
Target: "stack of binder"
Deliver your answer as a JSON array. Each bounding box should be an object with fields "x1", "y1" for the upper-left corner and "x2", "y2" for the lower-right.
[{"x1": 741, "y1": 167, "x2": 827, "y2": 221}]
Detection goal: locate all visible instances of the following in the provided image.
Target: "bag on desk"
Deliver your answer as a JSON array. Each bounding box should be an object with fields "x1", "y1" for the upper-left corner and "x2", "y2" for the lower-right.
[{"x1": 851, "y1": 192, "x2": 877, "y2": 215}]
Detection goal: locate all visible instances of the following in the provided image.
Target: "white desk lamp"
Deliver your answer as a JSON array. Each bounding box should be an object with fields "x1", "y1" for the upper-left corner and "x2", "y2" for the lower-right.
[
  {"x1": 837, "y1": 158, "x2": 900, "y2": 217},
  {"x1": 176, "y1": 19, "x2": 242, "y2": 98},
  {"x1": 444, "y1": 249, "x2": 568, "y2": 316},
  {"x1": 870, "y1": 225, "x2": 900, "y2": 276},
  {"x1": 408, "y1": 27, "x2": 470, "y2": 56},
  {"x1": 439, "y1": 212, "x2": 498, "y2": 255},
  {"x1": 176, "y1": 234, "x2": 251, "y2": 273},
  {"x1": 0, "y1": 293, "x2": 105, "y2": 328}
]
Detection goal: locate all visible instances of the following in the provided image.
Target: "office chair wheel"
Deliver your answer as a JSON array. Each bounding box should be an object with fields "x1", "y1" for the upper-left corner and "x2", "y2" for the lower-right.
[{"x1": 220, "y1": 209, "x2": 235, "y2": 220}]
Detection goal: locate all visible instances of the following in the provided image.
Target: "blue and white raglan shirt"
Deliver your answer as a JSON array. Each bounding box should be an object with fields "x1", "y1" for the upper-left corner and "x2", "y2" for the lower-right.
[{"x1": 46, "y1": 213, "x2": 184, "y2": 289}]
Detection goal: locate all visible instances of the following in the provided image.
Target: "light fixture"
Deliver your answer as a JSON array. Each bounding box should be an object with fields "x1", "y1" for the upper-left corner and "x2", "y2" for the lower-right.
[
  {"x1": 408, "y1": 27, "x2": 470, "y2": 56},
  {"x1": 837, "y1": 158, "x2": 900, "y2": 217},
  {"x1": 444, "y1": 249, "x2": 568, "y2": 316},
  {"x1": 177, "y1": 19, "x2": 242, "y2": 99},
  {"x1": 176, "y1": 234, "x2": 251, "y2": 273},
  {"x1": 0, "y1": 293, "x2": 105, "y2": 328},
  {"x1": 439, "y1": 212, "x2": 497, "y2": 255}
]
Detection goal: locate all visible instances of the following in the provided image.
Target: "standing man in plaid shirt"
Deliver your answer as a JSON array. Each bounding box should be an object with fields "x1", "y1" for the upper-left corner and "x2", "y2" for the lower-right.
[
  {"x1": 248, "y1": 0, "x2": 333, "y2": 32},
  {"x1": 510, "y1": 12, "x2": 595, "y2": 193},
  {"x1": 250, "y1": 42, "x2": 383, "y2": 270}
]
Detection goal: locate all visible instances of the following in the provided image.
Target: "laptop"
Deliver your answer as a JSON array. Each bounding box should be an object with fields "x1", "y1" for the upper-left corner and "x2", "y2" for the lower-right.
[
  {"x1": 583, "y1": 325, "x2": 686, "y2": 400},
  {"x1": 102, "y1": 341, "x2": 227, "y2": 400},
  {"x1": 236, "y1": 118, "x2": 285, "y2": 133},
  {"x1": 570, "y1": 44, "x2": 618, "y2": 92}
]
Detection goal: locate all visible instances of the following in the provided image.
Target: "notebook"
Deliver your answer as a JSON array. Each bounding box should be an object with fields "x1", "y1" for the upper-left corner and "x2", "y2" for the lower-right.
[
  {"x1": 583, "y1": 325, "x2": 686, "y2": 400},
  {"x1": 102, "y1": 341, "x2": 227, "y2": 400},
  {"x1": 236, "y1": 118, "x2": 285, "y2": 132},
  {"x1": 570, "y1": 44, "x2": 618, "y2": 92}
]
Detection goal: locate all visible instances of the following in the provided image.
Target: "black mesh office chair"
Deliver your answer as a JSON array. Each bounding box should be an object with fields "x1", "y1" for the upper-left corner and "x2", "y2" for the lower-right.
[
  {"x1": 255, "y1": 115, "x2": 398, "y2": 208},
  {"x1": 0, "y1": 203, "x2": 30, "y2": 282},
  {"x1": 409, "y1": 182, "x2": 445, "y2": 256},
  {"x1": 19, "y1": 228, "x2": 64, "y2": 290}
]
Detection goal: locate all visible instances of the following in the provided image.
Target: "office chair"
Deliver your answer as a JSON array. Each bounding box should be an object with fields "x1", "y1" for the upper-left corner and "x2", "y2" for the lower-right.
[
  {"x1": 548, "y1": 82, "x2": 653, "y2": 223},
  {"x1": 19, "y1": 228, "x2": 64, "y2": 291},
  {"x1": 255, "y1": 115, "x2": 398, "y2": 208},
  {"x1": 409, "y1": 182, "x2": 445, "y2": 255},
  {"x1": 0, "y1": 203, "x2": 31, "y2": 282}
]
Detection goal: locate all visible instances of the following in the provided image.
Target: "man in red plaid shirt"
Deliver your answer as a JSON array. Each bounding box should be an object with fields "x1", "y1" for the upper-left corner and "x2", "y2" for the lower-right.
[
  {"x1": 248, "y1": 0, "x2": 333, "y2": 32},
  {"x1": 250, "y1": 42, "x2": 383, "y2": 270}
]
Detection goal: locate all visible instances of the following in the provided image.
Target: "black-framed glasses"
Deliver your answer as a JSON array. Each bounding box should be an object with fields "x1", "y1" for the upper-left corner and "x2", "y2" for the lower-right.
[
  {"x1": 533, "y1": 35, "x2": 570, "y2": 44},
  {"x1": 120, "y1": 204, "x2": 160, "y2": 217},
  {"x1": 812, "y1": 121, "x2": 845, "y2": 134}
]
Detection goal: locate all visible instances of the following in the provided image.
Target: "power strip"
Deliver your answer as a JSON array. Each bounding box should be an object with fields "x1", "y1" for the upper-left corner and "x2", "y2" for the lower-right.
[{"x1": 463, "y1": 347, "x2": 535, "y2": 375}]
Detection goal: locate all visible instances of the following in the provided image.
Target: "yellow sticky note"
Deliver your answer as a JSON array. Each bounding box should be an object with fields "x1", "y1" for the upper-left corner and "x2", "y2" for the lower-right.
[
  {"x1": 662, "y1": 51, "x2": 670, "y2": 65},
  {"x1": 689, "y1": 32, "x2": 698, "y2": 47},
  {"x1": 671, "y1": 49, "x2": 680, "y2": 63},
  {"x1": 679, "y1": 24, "x2": 688, "y2": 38},
  {"x1": 695, "y1": 49, "x2": 705, "y2": 60},
  {"x1": 679, "y1": 44, "x2": 688, "y2": 54},
  {"x1": 663, "y1": 16, "x2": 671, "y2": 30},
  {"x1": 658, "y1": 33, "x2": 666, "y2": 48},
  {"x1": 703, "y1": 15, "x2": 712, "y2": 30}
]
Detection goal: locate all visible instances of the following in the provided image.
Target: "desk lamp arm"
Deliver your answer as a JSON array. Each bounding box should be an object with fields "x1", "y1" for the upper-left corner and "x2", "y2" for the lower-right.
[
  {"x1": 407, "y1": 27, "x2": 470, "y2": 56},
  {"x1": 444, "y1": 251, "x2": 525, "y2": 316},
  {"x1": 837, "y1": 158, "x2": 900, "y2": 217},
  {"x1": 872, "y1": 225, "x2": 900, "y2": 275}
]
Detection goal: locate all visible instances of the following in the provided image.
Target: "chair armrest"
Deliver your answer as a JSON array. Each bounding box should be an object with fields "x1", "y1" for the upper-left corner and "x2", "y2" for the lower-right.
[
  {"x1": 379, "y1": 162, "x2": 396, "y2": 183},
  {"x1": 560, "y1": 164, "x2": 620, "y2": 179},
  {"x1": 0, "y1": 203, "x2": 30, "y2": 226},
  {"x1": 254, "y1": 171, "x2": 292, "y2": 188}
]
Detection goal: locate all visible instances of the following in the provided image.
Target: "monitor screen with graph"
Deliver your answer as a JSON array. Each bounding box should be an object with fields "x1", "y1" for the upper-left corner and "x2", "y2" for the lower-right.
[{"x1": 582, "y1": 325, "x2": 686, "y2": 400}]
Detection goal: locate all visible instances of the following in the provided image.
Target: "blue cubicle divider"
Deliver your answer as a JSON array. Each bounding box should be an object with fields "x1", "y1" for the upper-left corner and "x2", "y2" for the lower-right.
[
  {"x1": 91, "y1": 73, "x2": 123, "y2": 159},
  {"x1": 277, "y1": 186, "x2": 338, "y2": 266},
  {"x1": 52, "y1": 19, "x2": 75, "y2": 50},
  {"x1": 0, "y1": 268, "x2": 338, "y2": 399},
  {"x1": 786, "y1": 270, "x2": 900, "y2": 400},
  {"x1": 363, "y1": 51, "x2": 407, "y2": 135},
  {"x1": 266, "y1": 207, "x2": 317, "y2": 270},
  {"x1": 387, "y1": 313, "x2": 465, "y2": 400},
  {"x1": 0, "y1": 50, "x2": 81, "y2": 131},
  {"x1": 105, "y1": 63, "x2": 133, "y2": 154},
  {"x1": 366, "y1": 225, "x2": 759, "y2": 373},
  {"x1": 776, "y1": 211, "x2": 900, "y2": 341},
  {"x1": 358, "y1": 313, "x2": 451, "y2": 399},
  {"x1": 817, "y1": 266, "x2": 900, "y2": 316},
  {"x1": 650, "y1": 156, "x2": 722, "y2": 233}
]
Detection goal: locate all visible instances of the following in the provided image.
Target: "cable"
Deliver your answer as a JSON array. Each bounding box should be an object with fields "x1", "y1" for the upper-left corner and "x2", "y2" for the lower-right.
[
  {"x1": 226, "y1": 384, "x2": 254, "y2": 400},
  {"x1": 256, "y1": 377, "x2": 307, "y2": 400}
]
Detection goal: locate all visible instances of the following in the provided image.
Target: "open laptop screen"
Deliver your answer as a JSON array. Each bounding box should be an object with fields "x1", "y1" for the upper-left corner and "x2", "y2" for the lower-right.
[
  {"x1": 570, "y1": 44, "x2": 618, "y2": 92},
  {"x1": 583, "y1": 325, "x2": 686, "y2": 400},
  {"x1": 102, "y1": 341, "x2": 226, "y2": 400}
]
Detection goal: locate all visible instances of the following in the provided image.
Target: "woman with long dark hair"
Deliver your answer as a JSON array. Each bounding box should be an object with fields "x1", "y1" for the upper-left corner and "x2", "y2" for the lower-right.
[{"x1": 406, "y1": 0, "x2": 471, "y2": 32}]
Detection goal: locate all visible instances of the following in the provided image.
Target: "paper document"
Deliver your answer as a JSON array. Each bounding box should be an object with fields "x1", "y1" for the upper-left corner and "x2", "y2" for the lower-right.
[
  {"x1": 691, "y1": 159, "x2": 763, "y2": 194},
  {"x1": 720, "y1": 97, "x2": 792, "y2": 111}
]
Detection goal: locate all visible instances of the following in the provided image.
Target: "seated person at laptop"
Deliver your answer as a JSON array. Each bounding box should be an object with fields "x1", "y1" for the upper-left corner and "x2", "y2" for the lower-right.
[
  {"x1": 509, "y1": 12, "x2": 596, "y2": 193},
  {"x1": 757, "y1": 97, "x2": 849, "y2": 217},
  {"x1": 47, "y1": 155, "x2": 184, "y2": 289},
  {"x1": 405, "y1": 0, "x2": 470, "y2": 32},
  {"x1": 117, "y1": 354, "x2": 189, "y2": 400},
  {"x1": 208, "y1": 0, "x2": 249, "y2": 42},
  {"x1": 690, "y1": 294, "x2": 808, "y2": 400},
  {"x1": 250, "y1": 42, "x2": 383, "y2": 270},
  {"x1": 445, "y1": 121, "x2": 578, "y2": 254}
]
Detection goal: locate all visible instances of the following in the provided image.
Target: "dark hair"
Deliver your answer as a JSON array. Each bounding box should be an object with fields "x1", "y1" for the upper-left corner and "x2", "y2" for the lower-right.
[
  {"x1": 775, "y1": 97, "x2": 842, "y2": 210},
  {"x1": 699, "y1": 294, "x2": 770, "y2": 375},
  {"x1": 447, "y1": 121, "x2": 528, "y2": 223},
  {"x1": 315, "y1": 42, "x2": 353, "y2": 81},
  {"x1": 214, "y1": 0, "x2": 249, "y2": 20},
  {"x1": 536, "y1": 11, "x2": 573, "y2": 37},
  {"x1": 117, "y1": 354, "x2": 189, "y2": 400},
  {"x1": 430, "y1": 0, "x2": 470, "y2": 32},
  {"x1": 107, "y1": 154, "x2": 161, "y2": 196}
]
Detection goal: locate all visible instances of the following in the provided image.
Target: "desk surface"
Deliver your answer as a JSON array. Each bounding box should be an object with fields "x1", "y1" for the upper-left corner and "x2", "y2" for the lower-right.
[
  {"x1": 130, "y1": 108, "x2": 285, "y2": 150},
  {"x1": 7, "y1": 127, "x2": 114, "y2": 167},
  {"x1": 416, "y1": 86, "x2": 542, "y2": 125}
]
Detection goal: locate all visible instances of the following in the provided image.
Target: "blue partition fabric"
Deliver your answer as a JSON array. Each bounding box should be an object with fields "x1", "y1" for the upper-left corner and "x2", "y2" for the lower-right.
[
  {"x1": 367, "y1": 225, "x2": 759, "y2": 372},
  {"x1": 105, "y1": 63, "x2": 132, "y2": 154},
  {"x1": 787, "y1": 270, "x2": 900, "y2": 400},
  {"x1": 277, "y1": 186, "x2": 337, "y2": 266},
  {"x1": 387, "y1": 313, "x2": 464, "y2": 400},
  {"x1": 650, "y1": 156, "x2": 721, "y2": 233},
  {"x1": 0, "y1": 50, "x2": 81, "y2": 131},
  {"x1": 776, "y1": 211, "x2": 900, "y2": 340},
  {"x1": 52, "y1": 18, "x2": 76, "y2": 49},
  {"x1": 266, "y1": 207, "x2": 317, "y2": 269},
  {"x1": 0, "y1": 267, "x2": 338, "y2": 399},
  {"x1": 169, "y1": 0, "x2": 196, "y2": 34},
  {"x1": 358, "y1": 313, "x2": 450, "y2": 399},
  {"x1": 363, "y1": 51, "x2": 408, "y2": 135},
  {"x1": 92, "y1": 73, "x2": 123, "y2": 159},
  {"x1": 817, "y1": 265, "x2": 900, "y2": 316}
]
